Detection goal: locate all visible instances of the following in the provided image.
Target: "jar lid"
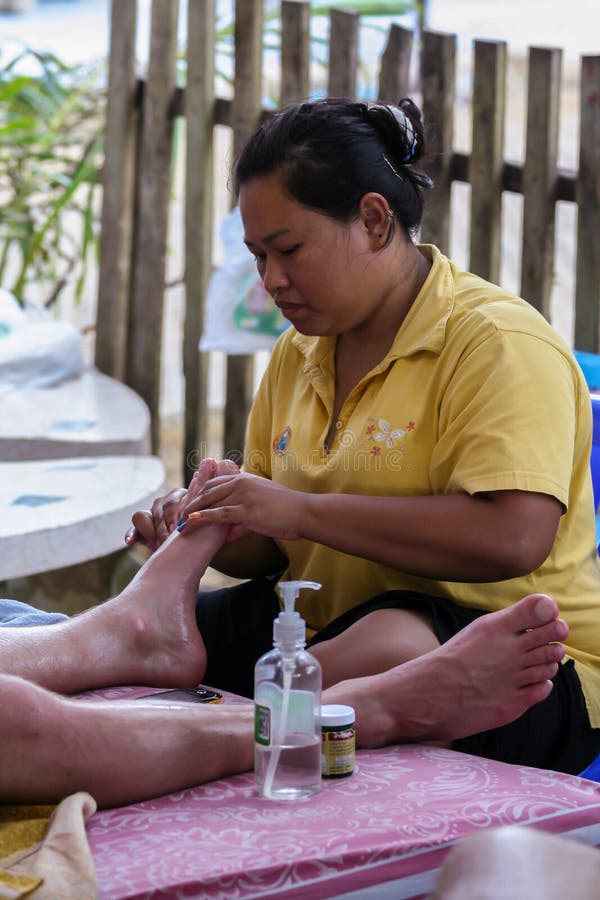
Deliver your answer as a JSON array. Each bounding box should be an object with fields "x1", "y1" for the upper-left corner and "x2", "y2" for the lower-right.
[{"x1": 320, "y1": 704, "x2": 355, "y2": 726}]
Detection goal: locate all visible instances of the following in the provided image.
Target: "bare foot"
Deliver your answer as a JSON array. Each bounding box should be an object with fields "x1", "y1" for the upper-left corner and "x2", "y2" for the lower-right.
[
  {"x1": 57, "y1": 460, "x2": 240, "y2": 692},
  {"x1": 323, "y1": 593, "x2": 568, "y2": 748}
]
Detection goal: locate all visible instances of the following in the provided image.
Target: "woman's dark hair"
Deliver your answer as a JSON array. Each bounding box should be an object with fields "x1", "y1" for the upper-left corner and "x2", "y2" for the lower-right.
[{"x1": 233, "y1": 97, "x2": 432, "y2": 239}]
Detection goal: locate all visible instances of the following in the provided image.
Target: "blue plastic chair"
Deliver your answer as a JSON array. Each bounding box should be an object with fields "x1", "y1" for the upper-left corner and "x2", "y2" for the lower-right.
[
  {"x1": 574, "y1": 350, "x2": 600, "y2": 392},
  {"x1": 574, "y1": 351, "x2": 600, "y2": 545},
  {"x1": 578, "y1": 391, "x2": 600, "y2": 781}
]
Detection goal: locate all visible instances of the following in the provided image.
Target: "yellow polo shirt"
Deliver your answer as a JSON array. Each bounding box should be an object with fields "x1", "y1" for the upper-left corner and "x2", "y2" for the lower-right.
[{"x1": 244, "y1": 244, "x2": 600, "y2": 726}]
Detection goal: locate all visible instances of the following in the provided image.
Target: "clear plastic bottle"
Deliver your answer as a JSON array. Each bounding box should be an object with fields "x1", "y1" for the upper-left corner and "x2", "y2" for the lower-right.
[{"x1": 254, "y1": 580, "x2": 322, "y2": 800}]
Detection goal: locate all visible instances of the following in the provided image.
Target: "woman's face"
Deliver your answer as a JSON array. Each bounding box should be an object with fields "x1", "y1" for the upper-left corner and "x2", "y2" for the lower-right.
[{"x1": 238, "y1": 170, "x2": 382, "y2": 337}]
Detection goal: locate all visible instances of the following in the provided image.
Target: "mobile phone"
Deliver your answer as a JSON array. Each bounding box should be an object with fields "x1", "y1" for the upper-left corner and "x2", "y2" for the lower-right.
[{"x1": 133, "y1": 688, "x2": 223, "y2": 705}]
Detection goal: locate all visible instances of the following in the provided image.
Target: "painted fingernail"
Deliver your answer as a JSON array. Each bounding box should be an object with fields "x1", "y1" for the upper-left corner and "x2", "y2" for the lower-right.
[{"x1": 188, "y1": 512, "x2": 203, "y2": 521}]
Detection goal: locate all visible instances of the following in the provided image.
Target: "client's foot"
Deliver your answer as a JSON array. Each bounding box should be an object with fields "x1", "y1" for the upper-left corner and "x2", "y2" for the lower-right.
[
  {"x1": 74, "y1": 459, "x2": 240, "y2": 690},
  {"x1": 324, "y1": 594, "x2": 568, "y2": 748}
]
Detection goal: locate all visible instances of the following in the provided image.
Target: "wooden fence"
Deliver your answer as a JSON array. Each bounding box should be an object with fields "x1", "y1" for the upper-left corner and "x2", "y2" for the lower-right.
[{"x1": 94, "y1": 0, "x2": 600, "y2": 483}]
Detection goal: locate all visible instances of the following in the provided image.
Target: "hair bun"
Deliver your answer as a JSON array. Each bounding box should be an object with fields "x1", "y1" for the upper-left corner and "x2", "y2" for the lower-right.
[{"x1": 366, "y1": 98, "x2": 423, "y2": 164}]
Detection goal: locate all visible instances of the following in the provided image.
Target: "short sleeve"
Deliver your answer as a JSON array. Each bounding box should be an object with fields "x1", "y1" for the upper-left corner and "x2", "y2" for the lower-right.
[{"x1": 430, "y1": 330, "x2": 578, "y2": 509}]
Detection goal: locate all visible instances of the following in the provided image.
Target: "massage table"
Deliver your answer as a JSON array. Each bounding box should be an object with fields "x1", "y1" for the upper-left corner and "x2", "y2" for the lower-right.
[{"x1": 82, "y1": 686, "x2": 600, "y2": 899}]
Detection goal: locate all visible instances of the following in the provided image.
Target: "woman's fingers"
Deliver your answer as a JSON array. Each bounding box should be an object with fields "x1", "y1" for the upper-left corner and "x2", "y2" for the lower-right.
[
  {"x1": 179, "y1": 474, "x2": 302, "y2": 540},
  {"x1": 123, "y1": 457, "x2": 238, "y2": 551},
  {"x1": 151, "y1": 488, "x2": 188, "y2": 545},
  {"x1": 126, "y1": 509, "x2": 159, "y2": 550}
]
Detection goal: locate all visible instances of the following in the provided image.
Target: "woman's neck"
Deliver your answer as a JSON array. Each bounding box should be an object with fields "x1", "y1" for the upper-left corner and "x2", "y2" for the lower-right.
[{"x1": 340, "y1": 242, "x2": 432, "y2": 360}]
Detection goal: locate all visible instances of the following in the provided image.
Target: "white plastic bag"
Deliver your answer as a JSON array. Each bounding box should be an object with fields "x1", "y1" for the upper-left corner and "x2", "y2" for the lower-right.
[
  {"x1": 0, "y1": 289, "x2": 84, "y2": 391},
  {"x1": 200, "y1": 207, "x2": 289, "y2": 354}
]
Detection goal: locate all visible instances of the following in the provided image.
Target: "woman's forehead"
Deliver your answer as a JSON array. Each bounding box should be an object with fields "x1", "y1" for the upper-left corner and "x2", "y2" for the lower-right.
[
  {"x1": 239, "y1": 171, "x2": 293, "y2": 212},
  {"x1": 239, "y1": 175, "x2": 320, "y2": 241}
]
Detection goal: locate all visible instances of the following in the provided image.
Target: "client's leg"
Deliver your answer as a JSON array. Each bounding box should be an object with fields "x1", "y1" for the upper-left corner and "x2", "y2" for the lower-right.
[
  {"x1": 323, "y1": 594, "x2": 567, "y2": 747},
  {"x1": 0, "y1": 497, "x2": 231, "y2": 694},
  {"x1": 431, "y1": 826, "x2": 600, "y2": 900},
  {"x1": 0, "y1": 672, "x2": 253, "y2": 808}
]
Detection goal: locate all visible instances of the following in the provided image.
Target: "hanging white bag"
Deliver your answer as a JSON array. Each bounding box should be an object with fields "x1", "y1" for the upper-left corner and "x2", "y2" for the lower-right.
[{"x1": 200, "y1": 207, "x2": 289, "y2": 354}]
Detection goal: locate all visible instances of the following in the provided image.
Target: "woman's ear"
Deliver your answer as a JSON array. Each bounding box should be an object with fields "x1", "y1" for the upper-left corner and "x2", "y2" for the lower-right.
[{"x1": 360, "y1": 192, "x2": 392, "y2": 249}]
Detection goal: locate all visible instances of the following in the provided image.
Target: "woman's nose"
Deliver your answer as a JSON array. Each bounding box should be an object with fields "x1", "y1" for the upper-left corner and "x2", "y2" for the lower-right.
[{"x1": 262, "y1": 258, "x2": 289, "y2": 296}]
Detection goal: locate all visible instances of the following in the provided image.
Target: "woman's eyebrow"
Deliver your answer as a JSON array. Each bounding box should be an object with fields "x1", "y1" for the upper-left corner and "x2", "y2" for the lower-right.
[{"x1": 244, "y1": 227, "x2": 293, "y2": 248}]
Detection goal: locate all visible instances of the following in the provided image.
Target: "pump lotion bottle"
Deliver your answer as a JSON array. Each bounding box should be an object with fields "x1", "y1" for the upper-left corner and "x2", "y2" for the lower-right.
[{"x1": 254, "y1": 580, "x2": 322, "y2": 800}]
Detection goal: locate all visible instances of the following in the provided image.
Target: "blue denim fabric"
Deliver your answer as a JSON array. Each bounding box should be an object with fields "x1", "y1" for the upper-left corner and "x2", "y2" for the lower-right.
[{"x1": 0, "y1": 598, "x2": 69, "y2": 626}]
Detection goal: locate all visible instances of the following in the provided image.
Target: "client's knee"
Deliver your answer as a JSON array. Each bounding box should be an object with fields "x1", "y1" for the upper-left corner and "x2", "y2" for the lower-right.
[{"x1": 431, "y1": 826, "x2": 600, "y2": 900}]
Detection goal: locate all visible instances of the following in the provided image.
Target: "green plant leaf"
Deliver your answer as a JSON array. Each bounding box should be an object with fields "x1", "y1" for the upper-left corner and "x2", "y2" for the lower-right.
[
  {"x1": 0, "y1": 45, "x2": 105, "y2": 305},
  {"x1": 310, "y1": 0, "x2": 413, "y2": 13}
]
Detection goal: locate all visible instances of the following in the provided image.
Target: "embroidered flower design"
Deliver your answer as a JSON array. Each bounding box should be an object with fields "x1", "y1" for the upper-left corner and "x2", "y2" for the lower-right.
[
  {"x1": 374, "y1": 419, "x2": 406, "y2": 448},
  {"x1": 361, "y1": 416, "x2": 415, "y2": 454}
]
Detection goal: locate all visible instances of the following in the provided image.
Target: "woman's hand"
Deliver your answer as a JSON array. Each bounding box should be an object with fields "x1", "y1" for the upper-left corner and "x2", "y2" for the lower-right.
[
  {"x1": 179, "y1": 473, "x2": 306, "y2": 542},
  {"x1": 124, "y1": 488, "x2": 188, "y2": 551},
  {"x1": 124, "y1": 458, "x2": 235, "y2": 551}
]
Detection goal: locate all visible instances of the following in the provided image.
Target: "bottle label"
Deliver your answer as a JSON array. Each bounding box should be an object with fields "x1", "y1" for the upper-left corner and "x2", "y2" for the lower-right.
[
  {"x1": 255, "y1": 704, "x2": 271, "y2": 746},
  {"x1": 254, "y1": 683, "x2": 315, "y2": 747},
  {"x1": 321, "y1": 726, "x2": 356, "y2": 777}
]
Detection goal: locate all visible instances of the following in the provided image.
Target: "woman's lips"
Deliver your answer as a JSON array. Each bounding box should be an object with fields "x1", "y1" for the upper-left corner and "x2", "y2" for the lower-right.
[{"x1": 276, "y1": 300, "x2": 304, "y2": 317}]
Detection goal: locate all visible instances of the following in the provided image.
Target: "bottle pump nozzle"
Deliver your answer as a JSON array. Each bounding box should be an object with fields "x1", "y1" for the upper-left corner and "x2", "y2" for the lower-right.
[{"x1": 274, "y1": 581, "x2": 321, "y2": 648}]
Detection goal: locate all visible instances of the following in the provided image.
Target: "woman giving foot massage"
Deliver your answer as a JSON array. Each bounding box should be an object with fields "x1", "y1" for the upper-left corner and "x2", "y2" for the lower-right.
[{"x1": 2, "y1": 97, "x2": 599, "y2": 808}]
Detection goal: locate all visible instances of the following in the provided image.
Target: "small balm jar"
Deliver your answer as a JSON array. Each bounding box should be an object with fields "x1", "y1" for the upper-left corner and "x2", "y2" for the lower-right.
[{"x1": 320, "y1": 704, "x2": 355, "y2": 778}]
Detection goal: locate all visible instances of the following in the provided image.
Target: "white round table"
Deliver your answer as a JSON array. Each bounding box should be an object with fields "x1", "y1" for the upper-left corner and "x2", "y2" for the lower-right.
[
  {"x1": 0, "y1": 455, "x2": 165, "y2": 580},
  {"x1": 0, "y1": 367, "x2": 151, "y2": 461}
]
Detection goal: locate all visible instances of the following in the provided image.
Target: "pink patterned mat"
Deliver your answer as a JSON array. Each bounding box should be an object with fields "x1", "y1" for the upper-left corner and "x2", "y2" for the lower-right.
[{"x1": 83, "y1": 687, "x2": 600, "y2": 899}]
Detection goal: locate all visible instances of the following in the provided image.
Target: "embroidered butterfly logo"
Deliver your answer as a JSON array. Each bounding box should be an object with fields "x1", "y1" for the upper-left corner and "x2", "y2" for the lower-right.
[
  {"x1": 373, "y1": 419, "x2": 406, "y2": 447},
  {"x1": 363, "y1": 417, "x2": 414, "y2": 456}
]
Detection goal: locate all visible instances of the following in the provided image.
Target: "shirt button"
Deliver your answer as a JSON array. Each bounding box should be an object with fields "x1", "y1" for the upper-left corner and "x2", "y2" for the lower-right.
[{"x1": 335, "y1": 420, "x2": 342, "y2": 430}]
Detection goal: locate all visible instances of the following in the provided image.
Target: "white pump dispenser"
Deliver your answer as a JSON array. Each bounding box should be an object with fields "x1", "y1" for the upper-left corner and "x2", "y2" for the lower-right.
[{"x1": 254, "y1": 580, "x2": 322, "y2": 800}]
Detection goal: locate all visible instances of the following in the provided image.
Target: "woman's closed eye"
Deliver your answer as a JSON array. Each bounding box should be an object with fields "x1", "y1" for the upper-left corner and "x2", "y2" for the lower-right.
[{"x1": 252, "y1": 245, "x2": 301, "y2": 262}]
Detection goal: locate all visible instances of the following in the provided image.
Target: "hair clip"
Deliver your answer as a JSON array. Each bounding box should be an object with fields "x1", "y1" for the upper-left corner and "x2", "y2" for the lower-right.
[{"x1": 382, "y1": 154, "x2": 402, "y2": 179}]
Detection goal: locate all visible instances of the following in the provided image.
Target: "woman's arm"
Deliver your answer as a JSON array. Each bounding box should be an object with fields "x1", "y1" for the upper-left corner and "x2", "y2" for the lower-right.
[
  {"x1": 180, "y1": 475, "x2": 562, "y2": 583},
  {"x1": 300, "y1": 488, "x2": 562, "y2": 582}
]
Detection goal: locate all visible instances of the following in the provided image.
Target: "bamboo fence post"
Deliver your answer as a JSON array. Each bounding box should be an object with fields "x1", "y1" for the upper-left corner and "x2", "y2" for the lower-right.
[
  {"x1": 420, "y1": 29, "x2": 456, "y2": 254},
  {"x1": 470, "y1": 39, "x2": 507, "y2": 283},
  {"x1": 224, "y1": 0, "x2": 263, "y2": 462},
  {"x1": 327, "y1": 8, "x2": 359, "y2": 98},
  {"x1": 281, "y1": 0, "x2": 311, "y2": 104},
  {"x1": 574, "y1": 55, "x2": 600, "y2": 352},
  {"x1": 126, "y1": 0, "x2": 179, "y2": 451},
  {"x1": 183, "y1": 0, "x2": 216, "y2": 483},
  {"x1": 377, "y1": 24, "x2": 413, "y2": 103},
  {"x1": 520, "y1": 46, "x2": 562, "y2": 319},
  {"x1": 95, "y1": 0, "x2": 138, "y2": 382}
]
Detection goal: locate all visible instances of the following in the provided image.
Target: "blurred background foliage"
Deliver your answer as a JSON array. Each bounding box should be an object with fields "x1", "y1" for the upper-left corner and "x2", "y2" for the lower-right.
[{"x1": 0, "y1": 47, "x2": 105, "y2": 307}]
